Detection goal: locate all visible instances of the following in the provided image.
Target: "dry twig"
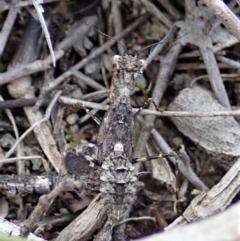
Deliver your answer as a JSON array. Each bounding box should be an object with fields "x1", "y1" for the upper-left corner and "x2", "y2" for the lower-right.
[{"x1": 202, "y1": 0, "x2": 240, "y2": 42}]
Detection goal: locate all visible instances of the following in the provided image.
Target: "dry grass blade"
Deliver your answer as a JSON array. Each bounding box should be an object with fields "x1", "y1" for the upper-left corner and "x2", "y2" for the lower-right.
[{"x1": 31, "y1": 0, "x2": 56, "y2": 66}]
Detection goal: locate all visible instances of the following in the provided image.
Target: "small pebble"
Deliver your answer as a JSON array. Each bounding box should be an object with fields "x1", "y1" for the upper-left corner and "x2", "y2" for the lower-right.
[
  {"x1": 59, "y1": 208, "x2": 69, "y2": 214},
  {"x1": 72, "y1": 89, "x2": 82, "y2": 99},
  {"x1": 66, "y1": 113, "x2": 79, "y2": 125},
  {"x1": 0, "y1": 133, "x2": 15, "y2": 149},
  {"x1": 69, "y1": 124, "x2": 79, "y2": 133},
  {"x1": 172, "y1": 137, "x2": 183, "y2": 147}
]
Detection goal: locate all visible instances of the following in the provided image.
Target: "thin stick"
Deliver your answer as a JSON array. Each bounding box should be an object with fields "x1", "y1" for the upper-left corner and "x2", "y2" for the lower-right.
[
  {"x1": 4, "y1": 91, "x2": 62, "y2": 159},
  {"x1": 151, "y1": 128, "x2": 209, "y2": 191},
  {"x1": 202, "y1": 0, "x2": 240, "y2": 42},
  {"x1": 190, "y1": 73, "x2": 240, "y2": 87},
  {"x1": 0, "y1": 15, "x2": 97, "y2": 85},
  {"x1": 140, "y1": 109, "x2": 240, "y2": 117},
  {"x1": 0, "y1": 8, "x2": 18, "y2": 57},
  {"x1": 116, "y1": 216, "x2": 156, "y2": 227},
  {"x1": 32, "y1": 0, "x2": 56, "y2": 66},
  {"x1": 0, "y1": 0, "x2": 60, "y2": 12},
  {"x1": 0, "y1": 95, "x2": 23, "y2": 174},
  {"x1": 48, "y1": 15, "x2": 148, "y2": 90},
  {"x1": 60, "y1": 96, "x2": 240, "y2": 117},
  {"x1": 0, "y1": 155, "x2": 45, "y2": 164}
]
